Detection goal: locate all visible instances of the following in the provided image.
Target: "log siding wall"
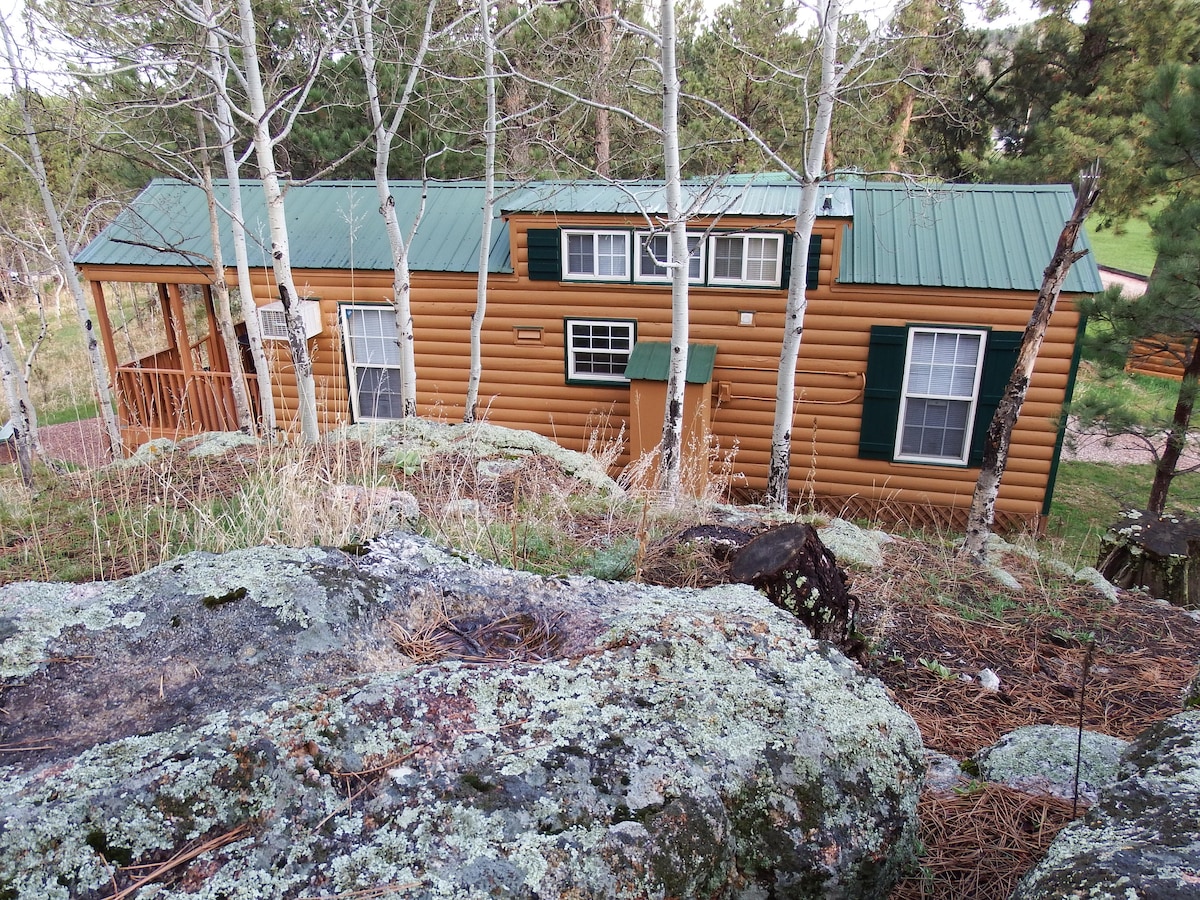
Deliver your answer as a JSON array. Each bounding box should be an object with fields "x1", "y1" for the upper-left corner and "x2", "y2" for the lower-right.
[{"x1": 81, "y1": 208, "x2": 1083, "y2": 529}]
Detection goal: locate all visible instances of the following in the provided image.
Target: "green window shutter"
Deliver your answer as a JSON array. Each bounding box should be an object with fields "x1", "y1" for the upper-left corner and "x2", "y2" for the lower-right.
[
  {"x1": 527, "y1": 228, "x2": 560, "y2": 281},
  {"x1": 780, "y1": 234, "x2": 821, "y2": 291},
  {"x1": 859, "y1": 325, "x2": 907, "y2": 459},
  {"x1": 968, "y1": 330, "x2": 1022, "y2": 466},
  {"x1": 807, "y1": 234, "x2": 822, "y2": 291}
]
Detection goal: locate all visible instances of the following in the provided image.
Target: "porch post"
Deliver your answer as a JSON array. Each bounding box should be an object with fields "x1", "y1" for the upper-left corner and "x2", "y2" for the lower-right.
[
  {"x1": 166, "y1": 283, "x2": 194, "y2": 377},
  {"x1": 201, "y1": 284, "x2": 231, "y2": 371},
  {"x1": 158, "y1": 284, "x2": 173, "y2": 349}
]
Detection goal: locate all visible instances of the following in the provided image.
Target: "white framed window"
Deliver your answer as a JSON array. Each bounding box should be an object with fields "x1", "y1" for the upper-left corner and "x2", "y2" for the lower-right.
[
  {"x1": 709, "y1": 233, "x2": 783, "y2": 286},
  {"x1": 341, "y1": 304, "x2": 405, "y2": 420},
  {"x1": 635, "y1": 232, "x2": 704, "y2": 283},
  {"x1": 565, "y1": 318, "x2": 635, "y2": 384},
  {"x1": 895, "y1": 327, "x2": 986, "y2": 465},
  {"x1": 563, "y1": 230, "x2": 629, "y2": 280}
]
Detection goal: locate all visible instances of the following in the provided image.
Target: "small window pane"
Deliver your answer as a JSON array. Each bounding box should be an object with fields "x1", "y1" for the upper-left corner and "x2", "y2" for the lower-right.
[
  {"x1": 350, "y1": 307, "x2": 401, "y2": 367},
  {"x1": 901, "y1": 398, "x2": 970, "y2": 458},
  {"x1": 640, "y1": 234, "x2": 669, "y2": 277},
  {"x1": 356, "y1": 367, "x2": 405, "y2": 418},
  {"x1": 713, "y1": 237, "x2": 742, "y2": 280},
  {"x1": 686, "y1": 236, "x2": 703, "y2": 279},
  {"x1": 745, "y1": 236, "x2": 778, "y2": 282},
  {"x1": 596, "y1": 233, "x2": 627, "y2": 277},
  {"x1": 567, "y1": 233, "x2": 594, "y2": 275}
]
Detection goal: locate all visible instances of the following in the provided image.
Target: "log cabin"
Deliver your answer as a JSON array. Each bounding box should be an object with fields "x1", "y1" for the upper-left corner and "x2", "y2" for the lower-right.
[{"x1": 74, "y1": 175, "x2": 1103, "y2": 530}]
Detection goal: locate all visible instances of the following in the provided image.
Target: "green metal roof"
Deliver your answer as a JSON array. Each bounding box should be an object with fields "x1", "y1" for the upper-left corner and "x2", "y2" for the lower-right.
[
  {"x1": 75, "y1": 179, "x2": 514, "y2": 274},
  {"x1": 838, "y1": 183, "x2": 1104, "y2": 293},
  {"x1": 501, "y1": 176, "x2": 854, "y2": 218},
  {"x1": 624, "y1": 342, "x2": 718, "y2": 383},
  {"x1": 77, "y1": 177, "x2": 1104, "y2": 295}
]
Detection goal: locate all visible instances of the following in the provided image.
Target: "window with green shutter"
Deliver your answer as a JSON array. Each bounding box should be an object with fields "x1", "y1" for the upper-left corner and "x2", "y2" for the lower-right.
[
  {"x1": 527, "y1": 226, "x2": 807, "y2": 289},
  {"x1": 527, "y1": 228, "x2": 561, "y2": 280},
  {"x1": 858, "y1": 324, "x2": 1021, "y2": 467}
]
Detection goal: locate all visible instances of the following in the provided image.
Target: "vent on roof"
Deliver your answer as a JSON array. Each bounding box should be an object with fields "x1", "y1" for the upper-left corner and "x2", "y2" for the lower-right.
[{"x1": 258, "y1": 299, "x2": 323, "y2": 341}]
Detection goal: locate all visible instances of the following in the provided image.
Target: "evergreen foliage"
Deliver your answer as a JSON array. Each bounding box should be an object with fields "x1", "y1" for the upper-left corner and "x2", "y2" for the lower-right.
[{"x1": 1076, "y1": 63, "x2": 1200, "y2": 515}]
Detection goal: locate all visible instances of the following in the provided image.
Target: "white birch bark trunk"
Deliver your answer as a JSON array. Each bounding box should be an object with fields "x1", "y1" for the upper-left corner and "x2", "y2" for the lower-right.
[
  {"x1": 13, "y1": 251, "x2": 46, "y2": 458},
  {"x1": 358, "y1": 0, "x2": 438, "y2": 419},
  {"x1": 765, "y1": 0, "x2": 842, "y2": 508},
  {"x1": 235, "y1": 0, "x2": 319, "y2": 443},
  {"x1": 0, "y1": 318, "x2": 35, "y2": 487},
  {"x1": 657, "y1": 0, "x2": 688, "y2": 502},
  {"x1": 203, "y1": 0, "x2": 276, "y2": 436},
  {"x1": 960, "y1": 165, "x2": 1101, "y2": 561},
  {"x1": 196, "y1": 110, "x2": 255, "y2": 434},
  {"x1": 466, "y1": 0, "x2": 498, "y2": 423},
  {"x1": 1, "y1": 16, "x2": 122, "y2": 458}
]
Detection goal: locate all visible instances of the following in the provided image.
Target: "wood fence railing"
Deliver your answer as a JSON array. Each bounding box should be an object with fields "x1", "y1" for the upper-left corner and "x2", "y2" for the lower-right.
[{"x1": 115, "y1": 366, "x2": 259, "y2": 436}]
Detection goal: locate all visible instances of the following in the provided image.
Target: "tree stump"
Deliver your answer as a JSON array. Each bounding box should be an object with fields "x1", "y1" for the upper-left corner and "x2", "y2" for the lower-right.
[
  {"x1": 728, "y1": 523, "x2": 859, "y2": 648},
  {"x1": 1097, "y1": 511, "x2": 1200, "y2": 609}
]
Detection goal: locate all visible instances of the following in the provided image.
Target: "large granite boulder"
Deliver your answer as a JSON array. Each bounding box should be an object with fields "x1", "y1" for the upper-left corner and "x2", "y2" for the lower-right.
[
  {"x1": 0, "y1": 531, "x2": 923, "y2": 899},
  {"x1": 1011, "y1": 711, "x2": 1200, "y2": 899}
]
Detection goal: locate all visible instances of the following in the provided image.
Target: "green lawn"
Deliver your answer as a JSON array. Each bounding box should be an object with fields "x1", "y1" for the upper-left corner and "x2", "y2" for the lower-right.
[
  {"x1": 1086, "y1": 217, "x2": 1156, "y2": 276},
  {"x1": 1048, "y1": 459, "x2": 1200, "y2": 566}
]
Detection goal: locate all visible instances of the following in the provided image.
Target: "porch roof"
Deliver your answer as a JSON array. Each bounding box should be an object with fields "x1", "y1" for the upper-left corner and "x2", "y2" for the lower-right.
[{"x1": 75, "y1": 179, "x2": 515, "y2": 274}]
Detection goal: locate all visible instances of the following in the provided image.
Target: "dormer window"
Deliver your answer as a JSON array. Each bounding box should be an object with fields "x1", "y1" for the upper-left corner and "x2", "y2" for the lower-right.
[
  {"x1": 563, "y1": 230, "x2": 629, "y2": 280},
  {"x1": 709, "y1": 234, "x2": 783, "y2": 287},
  {"x1": 636, "y1": 232, "x2": 704, "y2": 283},
  {"x1": 529, "y1": 226, "x2": 804, "y2": 290}
]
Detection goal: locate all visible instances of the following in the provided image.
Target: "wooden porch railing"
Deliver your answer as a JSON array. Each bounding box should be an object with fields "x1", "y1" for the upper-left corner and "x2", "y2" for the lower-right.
[{"x1": 115, "y1": 365, "x2": 260, "y2": 437}]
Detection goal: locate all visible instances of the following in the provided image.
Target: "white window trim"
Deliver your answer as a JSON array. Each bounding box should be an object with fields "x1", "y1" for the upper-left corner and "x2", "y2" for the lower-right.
[
  {"x1": 561, "y1": 229, "x2": 631, "y2": 282},
  {"x1": 707, "y1": 233, "x2": 784, "y2": 287},
  {"x1": 565, "y1": 318, "x2": 636, "y2": 384},
  {"x1": 341, "y1": 304, "x2": 405, "y2": 422},
  {"x1": 635, "y1": 231, "x2": 705, "y2": 283},
  {"x1": 894, "y1": 326, "x2": 987, "y2": 466}
]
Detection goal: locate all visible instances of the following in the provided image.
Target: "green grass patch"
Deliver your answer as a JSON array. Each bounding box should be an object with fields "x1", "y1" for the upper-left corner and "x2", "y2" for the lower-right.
[
  {"x1": 1071, "y1": 363, "x2": 1182, "y2": 426},
  {"x1": 1086, "y1": 217, "x2": 1155, "y2": 276},
  {"x1": 1047, "y1": 460, "x2": 1200, "y2": 565}
]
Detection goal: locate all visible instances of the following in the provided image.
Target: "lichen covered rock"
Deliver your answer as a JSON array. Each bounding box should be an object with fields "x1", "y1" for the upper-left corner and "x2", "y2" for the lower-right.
[
  {"x1": 1011, "y1": 711, "x2": 1200, "y2": 899},
  {"x1": 972, "y1": 725, "x2": 1129, "y2": 804},
  {"x1": 0, "y1": 531, "x2": 922, "y2": 899}
]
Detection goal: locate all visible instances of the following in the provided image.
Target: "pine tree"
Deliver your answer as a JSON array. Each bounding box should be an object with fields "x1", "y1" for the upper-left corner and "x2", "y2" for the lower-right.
[{"x1": 1076, "y1": 64, "x2": 1200, "y2": 517}]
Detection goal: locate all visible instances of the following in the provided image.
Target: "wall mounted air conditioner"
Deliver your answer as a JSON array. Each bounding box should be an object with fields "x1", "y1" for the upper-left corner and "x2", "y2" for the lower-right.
[{"x1": 258, "y1": 299, "x2": 323, "y2": 341}]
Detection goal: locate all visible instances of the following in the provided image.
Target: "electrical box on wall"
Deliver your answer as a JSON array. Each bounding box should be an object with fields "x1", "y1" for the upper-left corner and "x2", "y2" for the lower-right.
[{"x1": 258, "y1": 299, "x2": 323, "y2": 341}]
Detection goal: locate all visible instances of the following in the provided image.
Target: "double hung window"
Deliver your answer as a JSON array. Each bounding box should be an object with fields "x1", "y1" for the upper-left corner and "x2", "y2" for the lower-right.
[
  {"x1": 896, "y1": 328, "x2": 985, "y2": 464},
  {"x1": 342, "y1": 305, "x2": 404, "y2": 420},
  {"x1": 859, "y1": 324, "x2": 1018, "y2": 467}
]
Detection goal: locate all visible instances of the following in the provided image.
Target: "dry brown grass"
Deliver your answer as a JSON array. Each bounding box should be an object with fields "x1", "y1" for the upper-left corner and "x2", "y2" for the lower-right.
[{"x1": 857, "y1": 536, "x2": 1200, "y2": 900}]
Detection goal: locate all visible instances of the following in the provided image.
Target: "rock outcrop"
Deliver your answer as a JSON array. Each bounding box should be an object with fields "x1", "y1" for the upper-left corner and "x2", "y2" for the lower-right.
[
  {"x1": 0, "y1": 531, "x2": 923, "y2": 899},
  {"x1": 1011, "y1": 711, "x2": 1200, "y2": 899},
  {"x1": 971, "y1": 725, "x2": 1130, "y2": 805}
]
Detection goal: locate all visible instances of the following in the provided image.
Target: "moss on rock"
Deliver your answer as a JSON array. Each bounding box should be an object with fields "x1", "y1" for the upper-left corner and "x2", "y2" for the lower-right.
[{"x1": 0, "y1": 532, "x2": 922, "y2": 899}]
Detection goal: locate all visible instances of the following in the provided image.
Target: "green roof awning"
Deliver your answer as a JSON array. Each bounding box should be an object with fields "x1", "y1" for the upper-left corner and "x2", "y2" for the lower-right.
[{"x1": 624, "y1": 342, "x2": 718, "y2": 384}]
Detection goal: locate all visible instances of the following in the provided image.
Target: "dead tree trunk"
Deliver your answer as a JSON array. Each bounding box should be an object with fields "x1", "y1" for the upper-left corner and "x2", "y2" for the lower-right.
[{"x1": 960, "y1": 164, "x2": 1101, "y2": 561}]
